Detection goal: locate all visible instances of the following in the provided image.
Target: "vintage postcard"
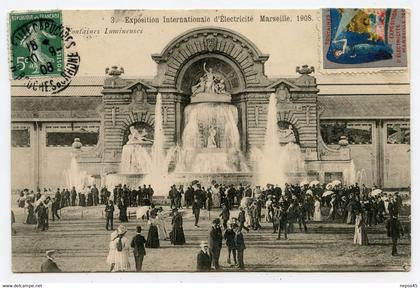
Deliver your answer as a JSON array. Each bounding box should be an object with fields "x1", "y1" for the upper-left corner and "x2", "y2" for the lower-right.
[{"x1": 8, "y1": 9, "x2": 410, "y2": 273}]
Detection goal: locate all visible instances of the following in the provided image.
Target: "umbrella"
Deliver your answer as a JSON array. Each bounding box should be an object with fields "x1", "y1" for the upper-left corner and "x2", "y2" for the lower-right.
[
  {"x1": 322, "y1": 191, "x2": 334, "y2": 197},
  {"x1": 305, "y1": 190, "x2": 313, "y2": 196},
  {"x1": 331, "y1": 180, "x2": 341, "y2": 186},
  {"x1": 136, "y1": 206, "x2": 150, "y2": 219},
  {"x1": 326, "y1": 183, "x2": 333, "y2": 190},
  {"x1": 300, "y1": 180, "x2": 309, "y2": 187},
  {"x1": 35, "y1": 195, "x2": 47, "y2": 207},
  {"x1": 240, "y1": 197, "x2": 251, "y2": 208},
  {"x1": 309, "y1": 180, "x2": 320, "y2": 187},
  {"x1": 371, "y1": 189, "x2": 382, "y2": 196}
]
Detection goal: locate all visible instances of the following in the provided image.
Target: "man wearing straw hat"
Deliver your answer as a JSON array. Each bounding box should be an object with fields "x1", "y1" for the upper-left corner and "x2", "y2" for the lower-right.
[
  {"x1": 196, "y1": 241, "x2": 212, "y2": 271},
  {"x1": 41, "y1": 250, "x2": 62, "y2": 272}
]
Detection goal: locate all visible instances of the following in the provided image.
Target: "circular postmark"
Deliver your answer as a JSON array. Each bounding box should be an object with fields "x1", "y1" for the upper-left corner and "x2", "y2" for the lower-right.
[{"x1": 10, "y1": 11, "x2": 80, "y2": 94}]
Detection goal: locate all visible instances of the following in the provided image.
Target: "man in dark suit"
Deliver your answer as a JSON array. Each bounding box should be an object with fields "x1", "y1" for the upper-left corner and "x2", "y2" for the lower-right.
[
  {"x1": 234, "y1": 224, "x2": 246, "y2": 269},
  {"x1": 54, "y1": 189, "x2": 62, "y2": 208},
  {"x1": 41, "y1": 250, "x2": 61, "y2": 272},
  {"x1": 387, "y1": 215, "x2": 404, "y2": 256},
  {"x1": 169, "y1": 185, "x2": 176, "y2": 209},
  {"x1": 148, "y1": 184, "x2": 154, "y2": 203},
  {"x1": 105, "y1": 200, "x2": 115, "y2": 230},
  {"x1": 91, "y1": 184, "x2": 99, "y2": 206},
  {"x1": 276, "y1": 201, "x2": 288, "y2": 240},
  {"x1": 208, "y1": 218, "x2": 223, "y2": 270},
  {"x1": 51, "y1": 197, "x2": 60, "y2": 221},
  {"x1": 297, "y1": 202, "x2": 308, "y2": 233},
  {"x1": 131, "y1": 225, "x2": 147, "y2": 271},
  {"x1": 197, "y1": 241, "x2": 212, "y2": 271},
  {"x1": 192, "y1": 196, "x2": 201, "y2": 227},
  {"x1": 219, "y1": 202, "x2": 230, "y2": 230},
  {"x1": 70, "y1": 187, "x2": 77, "y2": 206},
  {"x1": 237, "y1": 206, "x2": 249, "y2": 232},
  {"x1": 35, "y1": 202, "x2": 48, "y2": 231},
  {"x1": 184, "y1": 186, "x2": 193, "y2": 208}
]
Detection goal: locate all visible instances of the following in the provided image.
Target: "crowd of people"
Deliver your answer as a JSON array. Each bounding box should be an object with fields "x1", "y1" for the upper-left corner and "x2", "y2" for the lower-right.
[
  {"x1": 15, "y1": 183, "x2": 156, "y2": 231},
  {"x1": 14, "y1": 179, "x2": 410, "y2": 272},
  {"x1": 103, "y1": 180, "x2": 408, "y2": 272}
]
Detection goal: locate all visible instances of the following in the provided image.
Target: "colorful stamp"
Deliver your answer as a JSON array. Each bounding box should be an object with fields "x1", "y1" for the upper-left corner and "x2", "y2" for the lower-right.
[
  {"x1": 9, "y1": 10, "x2": 80, "y2": 94},
  {"x1": 322, "y1": 9, "x2": 407, "y2": 69}
]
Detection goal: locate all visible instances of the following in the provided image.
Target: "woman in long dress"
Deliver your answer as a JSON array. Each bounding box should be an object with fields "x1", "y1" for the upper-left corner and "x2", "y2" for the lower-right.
[
  {"x1": 106, "y1": 230, "x2": 118, "y2": 271},
  {"x1": 313, "y1": 197, "x2": 322, "y2": 222},
  {"x1": 212, "y1": 185, "x2": 221, "y2": 208},
  {"x1": 118, "y1": 199, "x2": 128, "y2": 223},
  {"x1": 170, "y1": 209, "x2": 185, "y2": 245},
  {"x1": 146, "y1": 215, "x2": 160, "y2": 248},
  {"x1": 353, "y1": 211, "x2": 369, "y2": 245},
  {"x1": 17, "y1": 191, "x2": 26, "y2": 208},
  {"x1": 156, "y1": 207, "x2": 168, "y2": 240},
  {"x1": 25, "y1": 200, "x2": 37, "y2": 224},
  {"x1": 113, "y1": 225, "x2": 130, "y2": 271}
]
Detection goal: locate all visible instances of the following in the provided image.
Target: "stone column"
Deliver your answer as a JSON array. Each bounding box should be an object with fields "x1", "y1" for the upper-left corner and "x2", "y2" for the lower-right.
[
  {"x1": 239, "y1": 95, "x2": 248, "y2": 152},
  {"x1": 33, "y1": 121, "x2": 41, "y2": 190},
  {"x1": 375, "y1": 119, "x2": 384, "y2": 187},
  {"x1": 175, "y1": 96, "x2": 182, "y2": 145}
]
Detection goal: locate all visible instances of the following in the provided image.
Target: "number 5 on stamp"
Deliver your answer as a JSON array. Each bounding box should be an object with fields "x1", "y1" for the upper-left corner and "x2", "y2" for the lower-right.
[{"x1": 10, "y1": 11, "x2": 64, "y2": 79}]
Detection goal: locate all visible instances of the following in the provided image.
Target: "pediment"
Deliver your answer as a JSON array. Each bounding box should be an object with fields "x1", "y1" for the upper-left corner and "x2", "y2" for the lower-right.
[
  {"x1": 266, "y1": 79, "x2": 300, "y2": 90},
  {"x1": 124, "y1": 80, "x2": 157, "y2": 93}
]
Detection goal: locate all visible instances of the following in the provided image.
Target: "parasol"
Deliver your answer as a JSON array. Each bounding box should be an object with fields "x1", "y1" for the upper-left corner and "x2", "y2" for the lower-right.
[
  {"x1": 136, "y1": 206, "x2": 150, "y2": 219},
  {"x1": 309, "y1": 180, "x2": 320, "y2": 187},
  {"x1": 371, "y1": 189, "x2": 383, "y2": 196},
  {"x1": 322, "y1": 191, "x2": 334, "y2": 197},
  {"x1": 240, "y1": 197, "x2": 251, "y2": 208},
  {"x1": 35, "y1": 195, "x2": 47, "y2": 208},
  {"x1": 305, "y1": 190, "x2": 313, "y2": 196},
  {"x1": 300, "y1": 180, "x2": 309, "y2": 187},
  {"x1": 326, "y1": 183, "x2": 334, "y2": 190},
  {"x1": 331, "y1": 180, "x2": 341, "y2": 186}
]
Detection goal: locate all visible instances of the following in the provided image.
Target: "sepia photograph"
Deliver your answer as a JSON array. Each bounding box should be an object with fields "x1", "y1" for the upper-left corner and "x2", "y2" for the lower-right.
[{"x1": 6, "y1": 7, "x2": 412, "y2": 276}]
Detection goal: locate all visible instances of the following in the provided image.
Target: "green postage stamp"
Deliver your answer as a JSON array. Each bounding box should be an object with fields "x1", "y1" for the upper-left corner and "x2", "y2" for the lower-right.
[
  {"x1": 9, "y1": 10, "x2": 80, "y2": 94},
  {"x1": 10, "y1": 11, "x2": 64, "y2": 78}
]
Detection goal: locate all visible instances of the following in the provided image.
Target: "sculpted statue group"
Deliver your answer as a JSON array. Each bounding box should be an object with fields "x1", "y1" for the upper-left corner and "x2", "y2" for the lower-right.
[
  {"x1": 126, "y1": 126, "x2": 153, "y2": 145},
  {"x1": 192, "y1": 63, "x2": 228, "y2": 96},
  {"x1": 279, "y1": 124, "x2": 297, "y2": 144}
]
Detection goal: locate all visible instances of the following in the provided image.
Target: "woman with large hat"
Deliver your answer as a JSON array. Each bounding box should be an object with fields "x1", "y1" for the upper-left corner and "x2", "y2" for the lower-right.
[
  {"x1": 156, "y1": 207, "x2": 169, "y2": 240},
  {"x1": 146, "y1": 212, "x2": 160, "y2": 248},
  {"x1": 170, "y1": 208, "x2": 185, "y2": 245},
  {"x1": 113, "y1": 225, "x2": 130, "y2": 271},
  {"x1": 106, "y1": 230, "x2": 119, "y2": 271}
]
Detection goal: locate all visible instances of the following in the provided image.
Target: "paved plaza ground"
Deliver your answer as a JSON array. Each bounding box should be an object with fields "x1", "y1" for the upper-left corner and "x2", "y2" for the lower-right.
[{"x1": 11, "y1": 202, "x2": 411, "y2": 273}]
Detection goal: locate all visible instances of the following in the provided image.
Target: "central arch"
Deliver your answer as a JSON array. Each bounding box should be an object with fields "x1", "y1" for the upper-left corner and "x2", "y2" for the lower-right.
[{"x1": 152, "y1": 27, "x2": 270, "y2": 88}]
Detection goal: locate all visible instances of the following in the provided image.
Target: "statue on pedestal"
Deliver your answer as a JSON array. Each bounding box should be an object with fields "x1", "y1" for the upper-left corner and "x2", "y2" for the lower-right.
[
  {"x1": 279, "y1": 124, "x2": 297, "y2": 144},
  {"x1": 126, "y1": 126, "x2": 153, "y2": 145},
  {"x1": 206, "y1": 126, "x2": 218, "y2": 148},
  {"x1": 190, "y1": 62, "x2": 231, "y2": 103}
]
